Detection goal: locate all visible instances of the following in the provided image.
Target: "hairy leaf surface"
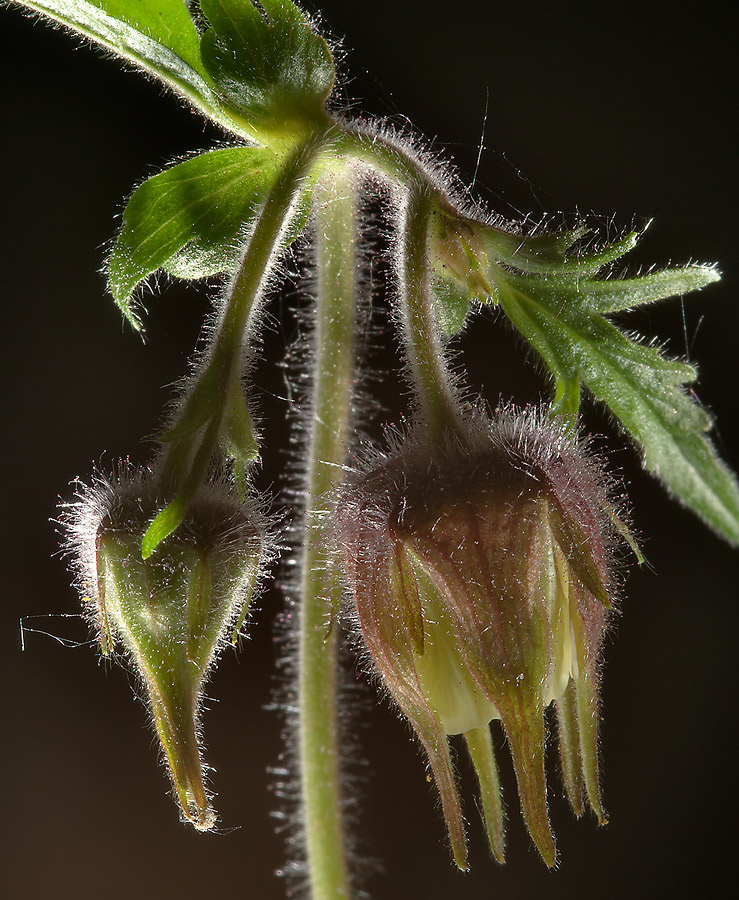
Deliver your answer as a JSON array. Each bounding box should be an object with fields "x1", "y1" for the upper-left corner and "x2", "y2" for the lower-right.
[
  {"x1": 493, "y1": 263, "x2": 739, "y2": 543},
  {"x1": 109, "y1": 146, "x2": 282, "y2": 326},
  {"x1": 16, "y1": 1, "x2": 229, "y2": 122},
  {"x1": 199, "y1": 0, "x2": 334, "y2": 135}
]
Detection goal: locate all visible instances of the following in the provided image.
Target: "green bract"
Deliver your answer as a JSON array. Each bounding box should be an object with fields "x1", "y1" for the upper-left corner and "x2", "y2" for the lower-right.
[
  {"x1": 484, "y1": 245, "x2": 736, "y2": 543},
  {"x1": 423, "y1": 207, "x2": 738, "y2": 545},
  {"x1": 20, "y1": 1, "x2": 335, "y2": 140},
  {"x1": 109, "y1": 146, "x2": 284, "y2": 325}
]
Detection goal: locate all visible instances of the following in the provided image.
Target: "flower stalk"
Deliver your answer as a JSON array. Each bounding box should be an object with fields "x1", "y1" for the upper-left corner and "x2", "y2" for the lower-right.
[
  {"x1": 144, "y1": 128, "x2": 335, "y2": 556},
  {"x1": 397, "y1": 183, "x2": 464, "y2": 437},
  {"x1": 297, "y1": 171, "x2": 359, "y2": 900}
]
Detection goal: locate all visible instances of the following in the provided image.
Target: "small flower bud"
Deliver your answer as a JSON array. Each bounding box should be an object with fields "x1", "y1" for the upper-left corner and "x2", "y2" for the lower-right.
[
  {"x1": 332, "y1": 406, "x2": 630, "y2": 869},
  {"x1": 66, "y1": 470, "x2": 270, "y2": 830}
]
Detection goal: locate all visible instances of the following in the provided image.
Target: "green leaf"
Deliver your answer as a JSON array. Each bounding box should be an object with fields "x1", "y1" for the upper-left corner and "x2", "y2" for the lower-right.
[
  {"x1": 483, "y1": 223, "x2": 588, "y2": 275},
  {"x1": 482, "y1": 223, "x2": 640, "y2": 278},
  {"x1": 141, "y1": 495, "x2": 188, "y2": 558},
  {"x1": 550, "y1": 266, "x2": 720, "y2": 315},
  {"x1": 563, "y1": 230, "x2": 640, "y2": 276},
  {"x1": 108, "y1": 146, "x2": 282, "y2": 327},
  {"x1": 16, "y1": 1, "x2": 231, "y2": 126},
  {"x1": 496, "y1": 271, "x2": 739, "y2": 544},
  {"x1": 199, "y1": 0, "x2": 334, "y2": 136}
]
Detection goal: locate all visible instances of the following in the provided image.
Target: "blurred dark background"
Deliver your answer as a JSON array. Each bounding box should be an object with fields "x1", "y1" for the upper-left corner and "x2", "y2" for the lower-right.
[{"x1": 1, "y1": 2, "x2": 736, "y2": 898}]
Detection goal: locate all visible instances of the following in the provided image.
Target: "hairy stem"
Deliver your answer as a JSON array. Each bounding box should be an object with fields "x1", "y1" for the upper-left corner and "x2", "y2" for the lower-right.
[
  {"x1": 297, "y1": 172, "x2": 358, "y2": 900},
  {"x1": 156, "y1": 128, "x2": 334, "y2": 494},
  {"x1": 398, "y1": 183, "x2": 463, "y2": 436}
]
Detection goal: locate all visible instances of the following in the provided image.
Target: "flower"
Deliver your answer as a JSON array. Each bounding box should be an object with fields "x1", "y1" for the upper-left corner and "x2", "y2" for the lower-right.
[
  {"x1": 332, "y1": 406, "x2": 630, "y2": 869},
  {"x1": 66, "y1": 469, "x2": 270, "y2": 830}
]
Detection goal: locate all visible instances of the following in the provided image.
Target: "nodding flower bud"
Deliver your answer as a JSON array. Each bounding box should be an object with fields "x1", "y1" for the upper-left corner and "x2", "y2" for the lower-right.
[
  {"x1": 332, "y1": 406, "x2": 631, "y2": 870},
  {"x1": 66, "y1": 470, "x2": 270, "y2": 831}
]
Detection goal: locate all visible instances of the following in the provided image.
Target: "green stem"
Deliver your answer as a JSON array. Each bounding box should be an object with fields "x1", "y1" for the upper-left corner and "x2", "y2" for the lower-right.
[
  {"x1": 297, "y1": 173, "x2": 358, "y2": 900},
  {"x1": 399, "y1": 183, "x2": 463, "y2": 436},
  {"x1": 333, "y1": 127, "x2": 427, "y2": 188},
  {"x1": 156, "y1": 128, "x2": 334, "y2": 494}
]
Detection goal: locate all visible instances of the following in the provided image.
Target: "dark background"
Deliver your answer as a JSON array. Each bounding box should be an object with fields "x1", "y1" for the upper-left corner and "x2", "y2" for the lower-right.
[{"x1": 1, "y1": 2, "x2": 737, "y2": 898}]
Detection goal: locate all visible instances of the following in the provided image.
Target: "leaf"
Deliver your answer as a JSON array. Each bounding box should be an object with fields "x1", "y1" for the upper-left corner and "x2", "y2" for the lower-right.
[
  {"x1": 483, "y1": 223, "x2": 588, "y2": 275},
  {"x1": 549, "y1": 266, "x2": 721, "y2": 315},
  {"x1": 108, "y1": 146, "x2": 282, "y2": 327},
  {"x1": 16, "y1": 1, "x2": 230, "y2": 125},
  {"x1": 199, "y1": 0, "x2": 334, "y2": 136},
  {"x1": 562, "y1": 231, "x2": 640, "y2": 277},
  {"x1": 482, "y1": 222, "x2": 643, "y2": 278},
  {"x1": 141, "y1": 495, "x2": 188, "y2": 559},
  {"x1": 495, "y1": 271, "x2": 739, "y2": 544}
]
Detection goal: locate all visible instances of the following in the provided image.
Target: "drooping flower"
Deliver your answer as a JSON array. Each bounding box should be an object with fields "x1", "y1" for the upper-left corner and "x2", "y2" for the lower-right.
[
  {"x1": 332, "y1": 406, "x2": 632, "y2": 869},
  {"x1": 66, "y1": 469, "x2": 270, "y2": 830}
]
